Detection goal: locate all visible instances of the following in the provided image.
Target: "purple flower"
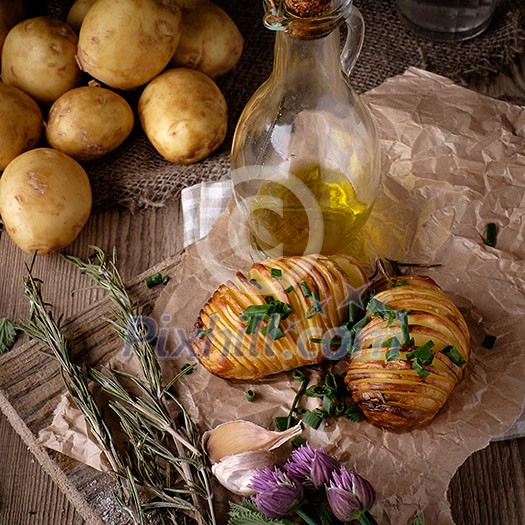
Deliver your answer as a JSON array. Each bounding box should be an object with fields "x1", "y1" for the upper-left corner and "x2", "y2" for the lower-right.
[
  {"x1": 326, "y1": 467, "x2": 377, "y2": 523},
  {"x1": 249, "y1": 466, "x2": 304, "y2": 518},
  {"x1": 285, "y1": 443, "x2": 340, "y2": 488}
]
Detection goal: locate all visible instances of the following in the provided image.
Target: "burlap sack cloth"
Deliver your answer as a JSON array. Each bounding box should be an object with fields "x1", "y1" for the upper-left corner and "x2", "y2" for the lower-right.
[{"x1": 37, "y1": 0, "x2": 525, "y2": 210}]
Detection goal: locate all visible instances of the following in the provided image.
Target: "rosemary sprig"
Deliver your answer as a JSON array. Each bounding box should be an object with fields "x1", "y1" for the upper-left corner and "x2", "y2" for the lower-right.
[{"x1": 19, "y1": 249, "x2": 217, "y2": 525}]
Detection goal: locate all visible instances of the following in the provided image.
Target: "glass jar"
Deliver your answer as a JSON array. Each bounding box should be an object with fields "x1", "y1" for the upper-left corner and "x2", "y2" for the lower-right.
[
  {"x1": 230, "y1": 0, "x2": 380, "y2": 258},
  {"x1": 397, "y1": 0, "x2": 497, "y2": 42}
]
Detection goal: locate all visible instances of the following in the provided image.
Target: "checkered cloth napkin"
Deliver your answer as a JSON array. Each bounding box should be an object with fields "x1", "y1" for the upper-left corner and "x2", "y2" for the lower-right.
[{"x1": 180, "y1": 180, "x2": 525, "y2": 441}]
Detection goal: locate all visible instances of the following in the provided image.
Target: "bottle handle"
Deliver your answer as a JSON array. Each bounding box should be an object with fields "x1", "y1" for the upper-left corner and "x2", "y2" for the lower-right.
[{"x1": 340, "y1": 5, "x2": 365, "y2": 77}]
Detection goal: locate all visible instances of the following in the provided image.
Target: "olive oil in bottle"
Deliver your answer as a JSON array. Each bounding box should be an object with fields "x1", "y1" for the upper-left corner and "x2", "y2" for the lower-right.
[{"x1": 247, "y1": 162, "x2": 372, "y2": 256}]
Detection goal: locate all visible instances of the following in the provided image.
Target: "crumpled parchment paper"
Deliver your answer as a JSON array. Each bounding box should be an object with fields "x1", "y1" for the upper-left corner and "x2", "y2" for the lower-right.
[{"x1": 40, "y1": 68, "x2": 525, "y2": 525}]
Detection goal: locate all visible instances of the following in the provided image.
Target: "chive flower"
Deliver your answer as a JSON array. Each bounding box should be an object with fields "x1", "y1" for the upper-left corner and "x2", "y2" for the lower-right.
[
  {"x1": 284, "y1": 443, "x2": 340, "y2": 489},
  {"x1": 249, "y1": 466, "x2": 304, "y2": 518},
  {"x1": 326, "y1": 467, "x2": 378, "y2": 524}
]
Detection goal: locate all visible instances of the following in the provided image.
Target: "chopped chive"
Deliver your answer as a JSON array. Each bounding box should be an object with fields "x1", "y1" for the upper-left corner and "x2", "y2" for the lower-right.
[
  {"x1": 350, "y1": 316, "x2": 369, "y2": 334},
  {"x1": 161, "y1": 275, "x2": 170, "y2": 285},
  {"x1": 249, "y1": 278, "x2": 262, "y2": 290},
  {"x1": 274, "y1": 415, "x2": 297, "y2": 431},
  {"x1": 302, "y1": 408, "x2": 324, "y2": 429},
  {"x1": 397, "y1": 310, "x2": 411, "y2": 346},
  {"x1": 381, "y1": 335, "x2": 401, "y2": 348},
  {"x1": 145, "y1": 272, "x2": 163, "y2": 288},
  {"x1": 261, "y1": 313, "x2": 284, "y2": 339},
  {"x1": 245, "y1": 315, "x2": 261, "y2": 334},
  {"x1": 385, "y1": 347, "x2": 400, "y2": 361},
  {"x1": 485, "y1": 223, "x2": 497, "y2": 248},
  {"x1": 391, "y1": 279, "x2": 409, "y2": 287},
  {"x1": 412, "y1": 360, "x2": 430, "y2": 378},
  {"x1": 441, "y1": 345, "x2": 466, "y2": 366},
  {"x1": 344, "y1": 403, "x2": 363, "y2": 422},
  {"x1": 292, "y1": 368, "x2": 305, "y2": 382},
  {"x1": 305, "y1": 307, "x2": 317, "y2": 319},
  {"x1": 241, "y1": 304, "x2": 272, "y2": 319},
  {"x1": 270, "y1": 268, "x2": 282, "y2": 279},
  {"x1": 367, "y1": 297, "x2": 397, "y2": 324},
  {"x1": 482, "y1": 334, "x2": 496, "y2": 349},
  {"x1": 300, "y1": 281, "x2": 311, "y2": 297},
  {"x1": 348, "y1": 301, "x2": 361, "y2": 323},
  {"x1": 407, "y1": 340, "x2": 435, "y2": 365},
  {"x1": 292, "y1": 436, "x2": 303, "y2": 448},
  {"x1": 311, "y1": 338, "x2": 343, "y2": 345},
  {"x1": 285, "y1": 285, "x2": 294, "y2": 293},
  {"x1": 246, "y1": 389, "x2": 256, "y2": 402},
  {"x1": 197, "y1": 328, "x2": 212, "y2": 339},
  {"x1": 305, "y1": 384, "x2": 327, "y2": 397}
]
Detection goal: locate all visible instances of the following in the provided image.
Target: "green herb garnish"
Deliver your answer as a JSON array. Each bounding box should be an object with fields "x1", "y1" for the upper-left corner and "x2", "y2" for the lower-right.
[
  {"x1": 197, "y1": 328, "x2": 212, "y2": 339},
  {"x1": 261, "y1": 313, "x2": 284, "y2": 340},
  {"x1": 381, "y1": 335, "x2": 401, "y2": 348},
  {"x1": 246, "y1": 389, "x2": 256, "y2": 402},
  {"x1": 310, "y1": 338, "x2": 343, "y2": 345},
  {"x1": 144, "y1": 272, "x2": 163, "y2": 288},
  {"x1": 270, "y1": 268, "x2": 282, "y2": 279},
  {"x1": 0, "y1": 318, "x2": 17, "y2": 354},
  {"x1": 412, "y1": 360, "x2": 430, "y2": 378},
  {"x1": 161, "y1": 275, "x2": 170, "y2": 285},
  {"x1": 385, "y1": 347, "x2": 400, "y2": 361},
  {"x1": 406, "y1": 340, "x2": 434, "y2": 365},
  {"x1": 367, "y1": 297, "x2": 397, "y2": 324},
  {"x1": 299, "y1": 281, "x2": 311, "y2": 297},
  {"x1": 485, "y1": 222, "x2": 497, "y2": 247},
  {"x1": 441, "y1": 345, "x2": 466, "y2": 366},
  {"x1": 285, "y1": 285, "x2": 294, "y2": 293},
  {"x1": 302, "y1": 408, "x2": 324, "y2": 429}
]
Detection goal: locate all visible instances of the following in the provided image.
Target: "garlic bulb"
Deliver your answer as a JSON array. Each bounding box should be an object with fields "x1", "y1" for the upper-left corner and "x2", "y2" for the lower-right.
[
  {"x1": 202, "y1": 419, "x2": 302, "y2": 494},
  {"x1": 203, "y1": 419, "x2": 302, "y2": 464},
  {"x1": 211, "y1": 450, "x2": 276, "y2": 495}
]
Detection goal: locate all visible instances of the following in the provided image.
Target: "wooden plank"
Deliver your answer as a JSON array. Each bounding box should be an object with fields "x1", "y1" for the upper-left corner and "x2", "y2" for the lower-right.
[{"x1": 0, "y1": 250, "x2": 185, "y2": 523}]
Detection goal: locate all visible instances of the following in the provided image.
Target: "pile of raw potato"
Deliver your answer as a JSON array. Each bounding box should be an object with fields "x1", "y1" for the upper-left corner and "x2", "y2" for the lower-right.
[{"x1": 0, "y1": 0, "x2": 243, "y2": 255}]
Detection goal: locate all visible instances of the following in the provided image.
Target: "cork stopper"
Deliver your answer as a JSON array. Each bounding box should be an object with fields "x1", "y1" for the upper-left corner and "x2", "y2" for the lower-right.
[{"x1": 285, "y1": 0, "x2": 332, "y2": 18}]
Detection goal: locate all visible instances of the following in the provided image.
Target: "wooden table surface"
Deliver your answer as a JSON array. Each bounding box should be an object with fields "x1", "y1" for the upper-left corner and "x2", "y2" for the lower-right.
[{"x1": 0, "y1": 195, "x2": 524, "y2": 525}]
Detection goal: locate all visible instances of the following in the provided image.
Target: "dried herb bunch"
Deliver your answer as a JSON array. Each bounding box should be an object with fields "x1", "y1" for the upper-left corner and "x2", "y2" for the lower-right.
[{"x1": 19, "y1": 248, "x2": 216, "y2": 525}]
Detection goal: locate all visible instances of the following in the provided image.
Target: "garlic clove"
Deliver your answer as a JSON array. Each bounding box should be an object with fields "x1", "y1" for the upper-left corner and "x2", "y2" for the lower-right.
[
  {"x1": 202, "y1": 419, "x2": 302, "y2": 464},
  {"x1": 212, "y1": 450, "x2": 276, "y2": 495}
]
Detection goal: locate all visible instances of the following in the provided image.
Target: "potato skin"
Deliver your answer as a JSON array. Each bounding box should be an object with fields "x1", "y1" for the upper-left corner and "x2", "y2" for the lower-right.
[
  {"x1": 0, "y1": 83, "x2": 43, "y2": 170},
  {"x1": 0, "y1": 148, "x2": 92, "y2": 255},
  {"x1": 1, "y1": 17, "x2": 81, "y2": 106},
  {"x1": 170, "y1": 0, "x2": 243, "y2": 78},
  {"x1": 77, "y1": 0, "x2": 182, "y2": 90},
  {"x1": 138, "y1": 68, "x2": 227, "y2": 164},
  {"x1": 46, "y1": 86, "x2": 134, "y2": 162}
]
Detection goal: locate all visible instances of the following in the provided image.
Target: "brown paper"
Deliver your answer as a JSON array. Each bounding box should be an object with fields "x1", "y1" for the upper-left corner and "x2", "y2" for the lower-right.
[{"x1": 40, "y1": 68, "x2": 525, "y2": 524}]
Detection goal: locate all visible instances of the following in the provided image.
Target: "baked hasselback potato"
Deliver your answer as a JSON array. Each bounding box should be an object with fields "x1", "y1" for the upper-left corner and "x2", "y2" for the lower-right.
[
  {"x1": 191, "y1": 254, "x2": 368, "y2": 380},
  {"x1": 345, "y1": 275, "x2": 470, "y2": 431}
]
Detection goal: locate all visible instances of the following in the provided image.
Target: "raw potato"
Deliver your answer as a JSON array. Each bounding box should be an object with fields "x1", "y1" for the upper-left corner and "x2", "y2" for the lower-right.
[
  {"x1": 77, "y1": 0, "x2": 182, "y2": 90},
  {"x1": 46, "y1": 86, "x2": 134, "y2": 162},
  {"x1": 66, "y1": 0, "x2": 97, "y2": 33},
  {"x1": 170, "y1": 0, "x2": 243, "y2": 78},
  {"x1": 0, "y1": 0, "x2": 25, "y2": 62},
  {"x1": 0, "y1": 148, "x2": 92, "y2": 255},
  {"x1": 138, "y1": 68, "x2": 227, "y2": 164},
  {"x1": 1, "y1": 16, "x2": 81, "y2": 106},
  {"x1": 0, "y1": 83, "x2": 43, "y2": 171}
]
